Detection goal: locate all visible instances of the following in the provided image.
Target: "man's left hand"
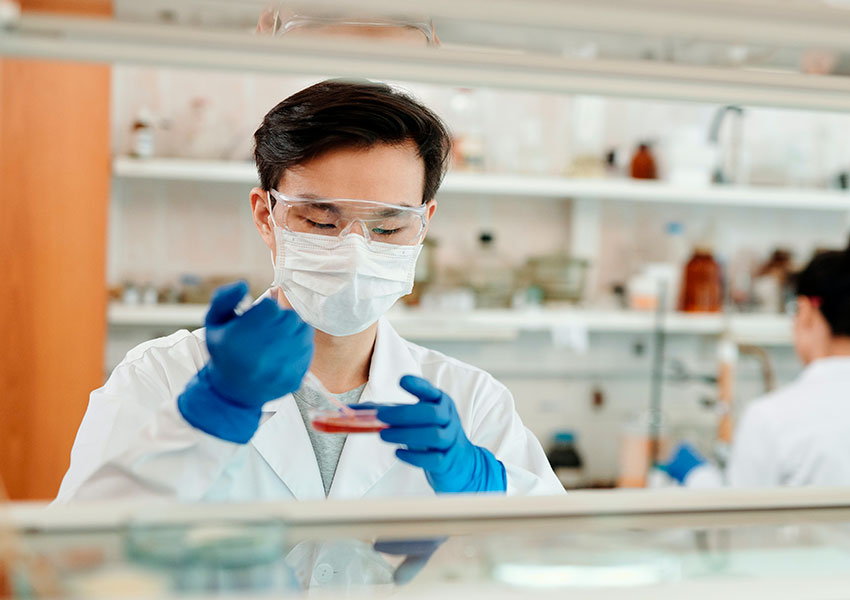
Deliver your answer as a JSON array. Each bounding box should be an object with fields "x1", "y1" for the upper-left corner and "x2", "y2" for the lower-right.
[{"x1": 375, "y1": 375, "x2": 506, "y2": 494}]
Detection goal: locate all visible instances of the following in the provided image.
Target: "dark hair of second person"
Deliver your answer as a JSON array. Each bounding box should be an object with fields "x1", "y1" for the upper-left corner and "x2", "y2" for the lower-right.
[
  {"x1": 253, "y1": 79, "x2": 452, "y2": 204},
  {"x1": 794, "y1": 238, "x2": 850, "y2": 339}
]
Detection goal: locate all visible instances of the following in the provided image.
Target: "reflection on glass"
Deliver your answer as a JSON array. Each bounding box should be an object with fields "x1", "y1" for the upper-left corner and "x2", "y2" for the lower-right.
[
  {"x1": 12, "y1": 515, "x2": 850, "y2": 595},
  {"x1": 125, "y1": 518, "x2": 292, "y2": 593},
  {"x1": 256, "y1": 4, "x2": 437, "y2": 46}
]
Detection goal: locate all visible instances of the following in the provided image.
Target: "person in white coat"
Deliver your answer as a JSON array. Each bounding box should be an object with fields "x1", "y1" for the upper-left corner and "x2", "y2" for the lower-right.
[
  {"x1": 662, "y1": 240, "x2": 850, "y2": 488},
  {"x1": 57, "y1": 80, "x2": 564, "y2": 503}
]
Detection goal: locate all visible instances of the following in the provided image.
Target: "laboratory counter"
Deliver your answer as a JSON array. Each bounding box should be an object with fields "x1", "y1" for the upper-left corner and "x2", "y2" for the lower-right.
[{"x1": 6, "y1": 488, "x2": 850, "y2": 599}]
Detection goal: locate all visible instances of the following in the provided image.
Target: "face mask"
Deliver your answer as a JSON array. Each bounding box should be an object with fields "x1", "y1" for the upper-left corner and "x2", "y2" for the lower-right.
[{"x1": 271, "y1": 227, "x2": 422, "y2": 337}]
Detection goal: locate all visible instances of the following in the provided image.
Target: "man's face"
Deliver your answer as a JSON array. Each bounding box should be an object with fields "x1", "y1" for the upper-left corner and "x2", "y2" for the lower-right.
[{"x1": 251, "y1": 140, "x2": 436, "y2": 254}]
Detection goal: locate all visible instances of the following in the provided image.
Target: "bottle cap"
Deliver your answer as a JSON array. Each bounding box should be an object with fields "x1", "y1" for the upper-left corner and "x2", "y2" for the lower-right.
[
  {"x1": 554, "y1": 431, "x2": 575, "y2": 443},
  {"x1": 665, "y1": 222, "x2": 684, "y2": 235}
]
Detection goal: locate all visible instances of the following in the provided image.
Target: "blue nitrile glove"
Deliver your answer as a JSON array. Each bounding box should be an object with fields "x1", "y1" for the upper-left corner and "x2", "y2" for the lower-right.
[
  {"x1": 659, "y1": 442, "x2": 706, "y2": 484},
  {"x1": 178, "y1": 281, "x2": 314, "y2": 443},
  {"x1": 373, "y1": 538, "x2": 446, "y2": 585},
  {"x1": 375, "y1": 375, "x2": 507, "y2": 494}
]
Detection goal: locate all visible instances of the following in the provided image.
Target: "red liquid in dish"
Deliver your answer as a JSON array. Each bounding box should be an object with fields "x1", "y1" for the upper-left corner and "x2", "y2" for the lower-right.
[{"x1": 310, "y1": 413, "x2": 388, "y2": 434}]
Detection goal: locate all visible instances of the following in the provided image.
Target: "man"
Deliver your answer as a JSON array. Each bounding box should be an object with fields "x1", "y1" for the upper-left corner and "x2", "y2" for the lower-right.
[
  {"x1": 57, "y1": 79, "x2": 563, "y2": 502},
  {"x1": 662, "y1": 241, "x2": 850, "y2": 488}
]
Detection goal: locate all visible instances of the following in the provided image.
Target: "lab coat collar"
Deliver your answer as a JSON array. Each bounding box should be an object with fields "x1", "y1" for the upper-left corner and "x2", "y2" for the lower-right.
[
  {"x1": 251, "y1": 312, "x2": 422, "y2": 500},
  {"x1": 328, "y1": 317, "x2": 422, "y2": 499},
  {"x1": 249, "y1": 288, "x2": 325, "y2": 500},
  {"x1": 799, "y1": 356, "x2": 850, "y2": 384},
  {"x1": 251, "y1": 393, "x2": 325, "y2": 501}
]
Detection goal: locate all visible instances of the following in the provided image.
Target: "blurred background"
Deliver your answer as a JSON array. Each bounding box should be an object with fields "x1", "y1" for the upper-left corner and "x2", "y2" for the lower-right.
[{"x1": 3, "y1": 0, "x2": 850, "y2": 498}]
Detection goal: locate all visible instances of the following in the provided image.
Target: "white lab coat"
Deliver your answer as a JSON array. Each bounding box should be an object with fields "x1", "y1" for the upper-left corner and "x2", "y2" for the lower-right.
[
  {"x1": 57, "y1": 316, "x2": 564, "y2": 502},
  {"x1": 687, "y1": 356, "x2": 850, "y2": 488}
]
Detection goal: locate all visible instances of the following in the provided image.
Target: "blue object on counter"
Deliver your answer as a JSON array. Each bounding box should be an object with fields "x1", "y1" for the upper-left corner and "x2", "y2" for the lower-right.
[{"x1": 659, "y1": 442, "x2": 706, "y2": 484}]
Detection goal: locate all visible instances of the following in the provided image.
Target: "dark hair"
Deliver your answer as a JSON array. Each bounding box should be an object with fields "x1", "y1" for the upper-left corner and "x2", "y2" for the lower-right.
[
  {"x1": 794, "y1": 238, "x2": 850, "y2": 337},
  {"x1": 253, "y1": 79, "x2": 451, "y2": 203}
]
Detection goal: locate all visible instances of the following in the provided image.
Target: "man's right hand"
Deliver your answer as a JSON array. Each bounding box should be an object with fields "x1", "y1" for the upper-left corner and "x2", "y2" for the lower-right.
[{"x1": 178, "y1": 281, "x2": 314, "y2": 443}]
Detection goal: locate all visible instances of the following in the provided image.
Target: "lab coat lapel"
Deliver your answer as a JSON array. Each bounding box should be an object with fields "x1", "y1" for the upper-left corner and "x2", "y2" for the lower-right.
[
  {"x1": 328, "y1": 318, "x2": 422, "y2": 499},
  {"x1": 251, "y1": 394, "x2": 325, "y2": 501}
]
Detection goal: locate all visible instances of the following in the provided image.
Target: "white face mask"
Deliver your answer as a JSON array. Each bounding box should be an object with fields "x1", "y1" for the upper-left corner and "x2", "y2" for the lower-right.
[{"x1": 270, "y1": 226, "x2": 422, "y2": 337}]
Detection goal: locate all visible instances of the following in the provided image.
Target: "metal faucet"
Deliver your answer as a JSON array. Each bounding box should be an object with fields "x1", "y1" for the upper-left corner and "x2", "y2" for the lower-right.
[{"x1": 708, "y1": 105, "x2": 744, "y2": 184}]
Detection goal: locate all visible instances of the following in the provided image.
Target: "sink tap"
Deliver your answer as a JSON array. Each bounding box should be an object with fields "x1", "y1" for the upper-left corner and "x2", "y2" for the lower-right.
[{"x1": 708, "y1": 105, "x2": 744, "y2": 184}]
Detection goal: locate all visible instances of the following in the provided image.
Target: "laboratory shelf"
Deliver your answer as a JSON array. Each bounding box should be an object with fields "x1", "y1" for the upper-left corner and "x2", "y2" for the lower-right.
[
  {"x1": 113, "y1": 157, "x2": 258, "y2": 183},
  {"x1": 8, "y1": 5, "x2": 850, "y2": 112},
  {"x1": 112, "y1": 157, "x2": 850, "y2": 211},
  {"x1": 108, "y1": 303, "x2": 207, "y2": 327},
  {"x1": 107, "y1": 303, "x2": 793, "y2": 345}
]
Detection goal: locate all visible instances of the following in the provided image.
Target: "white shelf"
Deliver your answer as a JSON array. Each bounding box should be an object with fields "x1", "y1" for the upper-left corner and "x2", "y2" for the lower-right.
[
  {"x1": 107, "y1": 303, "x2": 793, "y2": 345},
  {"x1": 108, "y1": 303, "x2": 207, "y2": 328},
  {"x1": 8, "y1": 10, "x2": 850, "y2": 112},
  {"x1": 113, "y1": 157, "x2": 258, "y2": 184},
  {"x1": 112, "y1": 157, "x2": 850, "y2": 211}
]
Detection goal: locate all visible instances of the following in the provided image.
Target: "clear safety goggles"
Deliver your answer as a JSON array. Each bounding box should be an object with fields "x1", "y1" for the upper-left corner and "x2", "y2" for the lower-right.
[{"x1": 268, "y1": 189, "x2": 429, "y2": 246}]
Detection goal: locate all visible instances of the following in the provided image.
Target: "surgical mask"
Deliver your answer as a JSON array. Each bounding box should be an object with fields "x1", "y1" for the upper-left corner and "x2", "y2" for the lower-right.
[{"x1": 268, "y1": 194, "x2": 423, "y2": 336}]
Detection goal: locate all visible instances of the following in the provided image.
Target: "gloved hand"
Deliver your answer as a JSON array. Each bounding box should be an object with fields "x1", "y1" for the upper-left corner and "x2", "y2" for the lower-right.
[
  {"x1": 375, "y1": 375, "x2": 506, "y2": 494},
  {"x1": 659, "y1": 442, "x2": 706, "y2": 484},
  {"x1": 178, "y1": 281, "x2": 314, "y2": 443},
  {"x1": 373, "y1": 537, "x2": 446, "y2": 585}
]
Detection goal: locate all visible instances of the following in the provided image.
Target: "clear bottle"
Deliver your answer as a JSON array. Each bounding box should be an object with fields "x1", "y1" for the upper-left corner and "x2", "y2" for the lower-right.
[
  {"x1": 469, "y1": 232, "x2": 514, "y2": 308},
  {"x1": 448, "y1": 88, "x2": 486, "y2": 172},
  {"x1": 130, "y1": 108, "x2": 155, "y2": 159},
  {"x1": 662, "y1": 221, "x2": 688, "y2": 310},
  {"x1": 547, "y1": 431, "x2": 585, "y2": 490}
]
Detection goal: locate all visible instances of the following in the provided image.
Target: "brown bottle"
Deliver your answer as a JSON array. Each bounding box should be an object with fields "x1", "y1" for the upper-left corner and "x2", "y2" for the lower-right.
[
  {"x1": 680, "y1": 247, "x2": 723, "y2": 312},
  {"x1": 630, "y1": 143, "x2": 657, "y2": 180}
]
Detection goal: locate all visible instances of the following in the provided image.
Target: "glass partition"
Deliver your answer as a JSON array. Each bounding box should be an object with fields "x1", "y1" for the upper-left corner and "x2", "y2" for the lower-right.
[{"x1": 8, "y1": 489, "x2": 850, "y2": 597}]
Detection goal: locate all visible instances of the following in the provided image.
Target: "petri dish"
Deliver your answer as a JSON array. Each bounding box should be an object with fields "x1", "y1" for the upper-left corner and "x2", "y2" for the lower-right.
[
  {"x1": 125, "y1": 518, "x2": 293, "y2": 593},
  {"x1": 309, "y1": 408, "x2": 388, "y2": 434}
]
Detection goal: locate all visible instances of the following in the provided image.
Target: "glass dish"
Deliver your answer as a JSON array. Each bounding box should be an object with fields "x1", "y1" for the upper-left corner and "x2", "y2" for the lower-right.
[{"x1": 309, "y1": 408, "x2": 388, "y2": 434}]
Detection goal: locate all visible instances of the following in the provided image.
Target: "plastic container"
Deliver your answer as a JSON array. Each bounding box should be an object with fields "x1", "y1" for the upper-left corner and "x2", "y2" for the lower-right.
[{"x1": 309, "y1": 408, "x2": 388, "y2": 434}]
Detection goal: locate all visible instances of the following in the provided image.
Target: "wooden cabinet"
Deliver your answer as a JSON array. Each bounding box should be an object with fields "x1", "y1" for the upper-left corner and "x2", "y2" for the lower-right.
[{"x1": 0, "y1": 0, "x2": 111, "y2": 500}]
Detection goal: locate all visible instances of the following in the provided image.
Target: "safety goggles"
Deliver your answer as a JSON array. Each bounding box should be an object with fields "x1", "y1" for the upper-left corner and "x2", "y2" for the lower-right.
[{"x1": 268, "y1": 189, "x2": 429, "y2": 246}]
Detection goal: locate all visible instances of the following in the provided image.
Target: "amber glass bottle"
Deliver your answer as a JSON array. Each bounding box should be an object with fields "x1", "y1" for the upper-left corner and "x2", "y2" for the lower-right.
[
  {"x1": 630, "y1": 143, "x2": 657, "y2": 180},
  {"x1": 680, "y1": 247, "x2": 723, "y2": 312}
]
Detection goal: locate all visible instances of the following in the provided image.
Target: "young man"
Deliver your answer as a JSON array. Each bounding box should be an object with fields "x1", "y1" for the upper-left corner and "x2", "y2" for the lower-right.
[
  {"x1": 663, "y1": 241, "x2": 850, "y2": 488},
  {"x1": 57, "y1": 80, "x2": 564, "y2": 502}
]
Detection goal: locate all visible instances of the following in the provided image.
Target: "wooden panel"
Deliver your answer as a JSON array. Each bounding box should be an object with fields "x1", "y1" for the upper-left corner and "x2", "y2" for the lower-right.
[
  {"x1": 20, "y1": 0, "x2": 111, "y2": 17},
  {"x1": 0, "y1": 5, "x2": 111, "y2": 498}
]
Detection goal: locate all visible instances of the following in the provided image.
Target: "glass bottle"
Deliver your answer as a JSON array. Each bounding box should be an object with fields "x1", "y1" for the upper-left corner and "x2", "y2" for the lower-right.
[
  {"x1": 680, "y1": 246, "x2": 723, "y2": 313},
  {"x1": 448, "y1": 88, "x2": 486, "y2": 172},
  {"x1": 630, "y1": 143, "x2": 658, "y2": 180},
  {"x1": 547, "y1": 431, "x2": 585, "y2": 490},
  {"x1": 469, "y1": 232, "x2": 514, "y2": 308}
]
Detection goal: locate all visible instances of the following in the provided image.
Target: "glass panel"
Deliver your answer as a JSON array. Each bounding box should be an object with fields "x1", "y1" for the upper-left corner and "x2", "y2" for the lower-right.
[{"x1": 10, "y1": 496, "x2": 850, "y2": 596}]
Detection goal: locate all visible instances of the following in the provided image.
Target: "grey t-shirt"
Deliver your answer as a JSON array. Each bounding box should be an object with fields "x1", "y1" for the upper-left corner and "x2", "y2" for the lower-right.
[{"x1": 292, "y1": 382, "x2": 367, "y2": 496}]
